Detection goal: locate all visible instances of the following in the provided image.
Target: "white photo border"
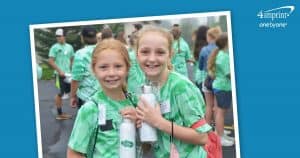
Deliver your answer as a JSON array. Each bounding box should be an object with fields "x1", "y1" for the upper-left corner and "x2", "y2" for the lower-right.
[{"x1": 29, "y1": 11, "x2": 240, "y2": 158}]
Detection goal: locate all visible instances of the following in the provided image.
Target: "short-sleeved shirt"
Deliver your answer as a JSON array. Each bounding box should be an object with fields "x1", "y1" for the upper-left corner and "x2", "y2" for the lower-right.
[
  {"x1": 68, "y1": 90, "x2": 137, "y2": 158},
  {"x1": 213, "y1": 50, "x2": 231, "y2": 91},
  {"x1": 48, "y1": 43, "x2": 74, "y2": 74},
  {"x1": 171, "y1": 37, "x2": 192, "y2": 77},
  {"x1": 193, "y1": 61, "x2": 207, "y2": 84},
  {"x1": 199, "y1": 42, "x2": 217, "y2": 72},
  {"x1": 127, "y1": 48, "x2": 145, "y2": 93},
  {"x1": 153, "y1": 71, "x2": 212, "y2": 158},
  {"x1": 71, "y1": 45, "x2": 101, "y2": 101}
]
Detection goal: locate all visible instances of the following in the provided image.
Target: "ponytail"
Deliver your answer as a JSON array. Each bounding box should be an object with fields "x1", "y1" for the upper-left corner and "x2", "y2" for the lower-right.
[{"x1": 207, "y1": 48, "x2": 219, "y2": 79}]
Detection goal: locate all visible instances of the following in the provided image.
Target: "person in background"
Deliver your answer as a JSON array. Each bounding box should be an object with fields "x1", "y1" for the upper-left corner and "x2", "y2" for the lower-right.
[
  {"x1": 192, "y1": 25, "x2": 209, "y2": 97},
  {"x1": 70, "y1": 26, "x2": 101, "y2": 109},
  {"x1": 207, "y1": 33, "x2": 234, "y2": 146},
  {"x1": 126, "y1": 28, "x2": 145, "y2": 93},
  {"x1": 101, "y1": 25, "x2": 113, "y2": 40},
  {"x1": 37, "y1": 63, "x2": 43, "y2": 80},
  {"x1": 170, "y1": 24, "x2": 193, "y2": 78},
  {"x1": 96, "y1": 32, "x2": 102, "y2": 43},
  {"x1": 48, "y1": 28, "x2": 74, "y2": 120},
  {"x1": 198, "y1": 26, "x2": 222, "y2": 125}
]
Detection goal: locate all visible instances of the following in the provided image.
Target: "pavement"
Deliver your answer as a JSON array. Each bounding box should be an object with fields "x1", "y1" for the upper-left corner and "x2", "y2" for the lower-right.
[{"x1": 37, "y1": 79, "x2": 237, "y2": 158}]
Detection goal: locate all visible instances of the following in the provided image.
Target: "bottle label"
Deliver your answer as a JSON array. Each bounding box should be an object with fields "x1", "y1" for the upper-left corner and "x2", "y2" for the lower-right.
[{"x1": 121, "y1": 140, "x2": 134, "y2": 148}]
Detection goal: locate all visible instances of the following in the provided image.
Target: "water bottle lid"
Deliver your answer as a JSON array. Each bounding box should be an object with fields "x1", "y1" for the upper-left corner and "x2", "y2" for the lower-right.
[{"x1": 143, "y1": 85, "x2": 152, "y2": 93}]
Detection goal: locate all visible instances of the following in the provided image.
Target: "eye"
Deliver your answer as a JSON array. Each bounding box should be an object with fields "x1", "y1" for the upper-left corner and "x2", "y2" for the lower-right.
[
  {"x1": 139, "y1": 49, "x2": 149, "y2": 55},
  {"x1": 115, "y1": 64, "x2": 124, "y2": 68},
  {"x1": 157, "y1": 50, "x2": 166, "y2": 55},
  {"x1": 98, "y1": 65, "x2": 107, "y2": 69}
]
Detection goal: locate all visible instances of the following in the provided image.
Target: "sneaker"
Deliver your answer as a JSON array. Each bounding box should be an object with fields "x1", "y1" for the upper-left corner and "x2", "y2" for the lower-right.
[
  {"x1": 56, "y1": 113, "x2": 72, "y2": 120},
  {"x1": 224, "y1": 134, "x2": 235, "y2": 142},
  {"x1": 224, "y1": 129, "x2": 232, "y2": 135},
  {"x1": 221, "y1": 136, "x2": 234, "y2": 146},
  {"x1": 62, "y1": 93, "x2": 70, "y2": 100}
]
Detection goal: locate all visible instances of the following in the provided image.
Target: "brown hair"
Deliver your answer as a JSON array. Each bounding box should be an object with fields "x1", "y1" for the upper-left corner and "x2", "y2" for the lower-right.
[
  {"x1": 136, "y1": 27, "x2": 174, "y2": 70},
  {"x1": 193, "y1": 25, "x2": 209, "y2": 60},
  {"x1": 207, "y1": 33, "x2": 228, "y2": 78}
]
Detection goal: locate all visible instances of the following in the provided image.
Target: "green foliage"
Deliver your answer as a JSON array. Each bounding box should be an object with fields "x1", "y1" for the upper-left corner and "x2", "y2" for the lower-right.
[
  {"x1": 40, "y1": 63, "x2": 54, "y2": 80},
  {"x1": 34, "y1": 24, "x2": 124, "y2": 66}
]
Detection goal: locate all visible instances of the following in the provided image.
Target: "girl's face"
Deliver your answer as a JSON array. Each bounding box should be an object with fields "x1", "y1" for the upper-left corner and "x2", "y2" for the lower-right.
[
  {"x1": 137, "y1": 32, "x2": 171, "y2": 81},
  {"x1": 93, "y1": 49, "x2": 128, "y2": 91}
]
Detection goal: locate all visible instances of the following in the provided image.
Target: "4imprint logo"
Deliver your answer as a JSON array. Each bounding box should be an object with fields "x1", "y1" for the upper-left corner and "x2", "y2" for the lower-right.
[{"x1": 257, "y1": 5, "x2": 295, "y2": 28}]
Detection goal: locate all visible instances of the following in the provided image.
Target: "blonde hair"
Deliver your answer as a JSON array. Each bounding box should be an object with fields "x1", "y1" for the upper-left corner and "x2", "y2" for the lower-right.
[
  {"x1": 136, "y1": 27, "x2": 174, "y2": 70},
  {"x1": 207, "y1": 26, "x2": 222, "y2": 40},
  {"x1": 91, "y1": 39, "x2": 131, "y2": 90}
]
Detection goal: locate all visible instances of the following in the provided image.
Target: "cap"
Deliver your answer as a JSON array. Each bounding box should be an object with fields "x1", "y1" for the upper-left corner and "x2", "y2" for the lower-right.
[
  {"x1": 55, "y1": 28, "x2": 64, "y2": 36},
  {"x1": 81, "y1": 26, "x2": 97, "y2": 38}
]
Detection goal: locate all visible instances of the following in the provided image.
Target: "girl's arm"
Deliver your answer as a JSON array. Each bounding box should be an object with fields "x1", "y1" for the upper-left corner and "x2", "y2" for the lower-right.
[
  {"x1": 136, "y1": 98, "x2": 208, "y2": 145},
  {"x1": 67, "y1": 148, "x2": 85, "y2": 158}
]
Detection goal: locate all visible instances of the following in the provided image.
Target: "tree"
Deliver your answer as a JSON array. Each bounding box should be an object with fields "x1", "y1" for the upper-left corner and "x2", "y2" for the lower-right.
[{"x1": 34, "y1": 23, "x2": 125, "y2": 64}]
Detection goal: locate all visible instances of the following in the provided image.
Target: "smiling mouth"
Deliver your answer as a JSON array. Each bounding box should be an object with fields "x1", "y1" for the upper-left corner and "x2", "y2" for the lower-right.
[
  {"x1": 145, "y1": 64, "x2": 159, "y2": 69},
  {"x1": 105, "y1": 79, "x2": 119, "y2": 84}
]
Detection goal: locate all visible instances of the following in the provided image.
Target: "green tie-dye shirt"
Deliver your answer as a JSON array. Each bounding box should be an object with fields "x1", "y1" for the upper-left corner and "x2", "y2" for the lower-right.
[
  {"x1": 171, "y1": 37, "x2": 192, "y2": 77},
  {"x1": 193, "y1": 61, "x2": 207, "y2": 84},
  {"x1": 71, "y1": 45, "x2": 101, "y2": 101},
  {"x1": 48, "y1": 43, "x2": 74, "y2": 74},
  {"x1": 68, "y1": 91, "x2": 137, "y2": 158},
  {"x1": 153, "y1": 71, "x2": 211, "y2": 158},
  {"x1": 212, "y1": 50, "x2": 231, "y2": 91},
  {"x1": 127, "y1": 48, "x2": 145, "y2": 93}
]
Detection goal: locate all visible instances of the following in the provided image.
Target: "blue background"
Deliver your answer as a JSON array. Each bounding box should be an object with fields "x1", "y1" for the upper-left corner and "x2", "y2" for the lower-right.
[{"x1": 0, "y1": 0, "x2": 299, "y2": 157}]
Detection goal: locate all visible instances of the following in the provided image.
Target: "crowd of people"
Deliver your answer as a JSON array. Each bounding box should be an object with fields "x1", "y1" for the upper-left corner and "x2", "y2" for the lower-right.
[{"x1": 44, "y1": 22, "x2": 233, "y2": 158}]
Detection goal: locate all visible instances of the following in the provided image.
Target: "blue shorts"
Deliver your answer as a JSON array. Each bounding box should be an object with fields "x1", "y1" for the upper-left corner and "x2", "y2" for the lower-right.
[{"x1": 213, "y1": 89, "x2": 232, "y2": 109}]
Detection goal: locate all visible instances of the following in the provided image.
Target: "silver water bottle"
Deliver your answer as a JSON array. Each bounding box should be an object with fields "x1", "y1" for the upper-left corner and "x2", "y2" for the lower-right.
[
  {"x1": 139, "y1": 85, "x2": 158, "y2": 142},
  {"x1": 120, "y1": 118, "x2": 136, "y2": 158}
]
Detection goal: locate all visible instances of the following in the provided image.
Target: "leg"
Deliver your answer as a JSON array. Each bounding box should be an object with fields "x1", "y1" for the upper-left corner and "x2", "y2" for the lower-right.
[
  {"x1": 204, "y1": 91, "x2": 214, "y2": 124},
  {"x1": 56, "y1": 76, "x2": 71, "y2": 120}
]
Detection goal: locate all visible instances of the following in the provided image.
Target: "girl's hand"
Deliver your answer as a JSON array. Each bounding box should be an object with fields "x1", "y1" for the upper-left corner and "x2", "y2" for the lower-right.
[
  {"x1": 136, "y1": 97, "x2": 162, "y2": 128},
  {"x1": 120, "y1": 107, "x2": 137, "y2": 122}
]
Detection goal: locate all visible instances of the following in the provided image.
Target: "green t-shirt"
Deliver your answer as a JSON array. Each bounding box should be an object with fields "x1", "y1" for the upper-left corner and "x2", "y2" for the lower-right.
[
  {"x1": 193, "y1": 61, "x2": 207, "y2": 84},
  {"x1": 171, "y1": 37, "x2": 192, "y2": 77},
  {"x1": 68, "y1": 91, "x2": 137, "y2": 158},
  {"x1": 48, "y1": 43, "x2": 74, "y2": 74},
  {"x1": 72, "y1": 45, "x2": 101, "y2": 101},
  {"x1": 212, "y1": 50, "x2": 231, "y2": 91},
  {"x1": 127, "y1": 48, "x2": 145, "y2": 93},
  {"x1": 153, "y1": 71, "x2": 211, "y2": 158}
]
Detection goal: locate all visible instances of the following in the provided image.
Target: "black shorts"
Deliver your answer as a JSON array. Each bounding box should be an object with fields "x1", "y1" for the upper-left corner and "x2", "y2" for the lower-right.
[
  {"x1": 57, "y1": 75, "x2": 70, "y2": 96},
  {"x1": 214, "y1": 90, "x2": 232, "y2": 109}
]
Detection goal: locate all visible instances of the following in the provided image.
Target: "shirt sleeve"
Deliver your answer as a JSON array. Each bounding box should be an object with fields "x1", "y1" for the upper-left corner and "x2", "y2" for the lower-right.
[
  {"x1": 176, "y1": 84, "x2": 212, "y2": 133},
  {"x1": 68, "y1": 102, "x2": 98, "y2": 154},
  {"x1": 48, "y1": 45, "x2": 57, "y2": 58},
  {"x1": 70, "y1": 45, "x2": 75, "y2": 57},
  {"x1": 220, "y1": 54, "x2": 230, "y2": 76},
  {"x1": 72, "y1": 53, "x2": 86, "y2": 81}
]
